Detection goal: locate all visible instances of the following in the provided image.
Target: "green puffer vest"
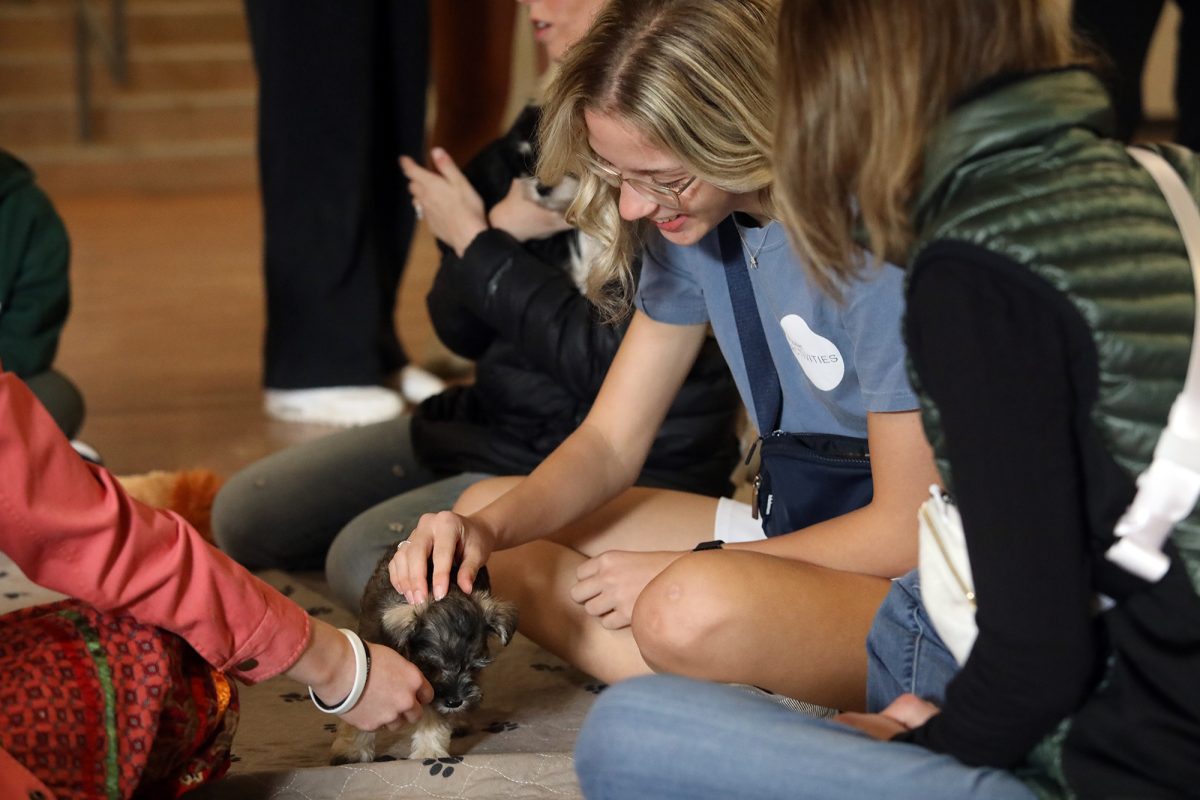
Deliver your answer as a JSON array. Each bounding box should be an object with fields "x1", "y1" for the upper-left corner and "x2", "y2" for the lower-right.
[
  {"x1": 909, "y1": 68, "x2": 1200, "y2": 588},
  {"x1": 907, "y1": 69, "x2": 1200, "y2": 798}
]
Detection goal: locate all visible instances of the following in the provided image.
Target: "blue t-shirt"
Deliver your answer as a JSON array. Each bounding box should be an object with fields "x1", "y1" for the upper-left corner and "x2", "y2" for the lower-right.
[{"x1": 635, "y1": 219, "x2": 916, "y2": 438}]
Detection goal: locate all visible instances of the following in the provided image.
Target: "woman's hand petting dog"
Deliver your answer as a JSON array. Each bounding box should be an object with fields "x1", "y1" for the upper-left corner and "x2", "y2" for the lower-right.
[
  {"x1": 399, "y1": 148, "x2": 488, "y2": 257},
  {"x1": 834, "y1": 694, "x2": 941, "y2": 741},
  {"x1": 488, "y1": 178, "x2": 574, "y2": 242},
  {"x1": 571, "y1": 550, "x2": 684, "y2": 630},
  {"x1": 389, "y1": 510, "x2": 497, "y2": 605},
  {"x1": 285, "y1": 618, "x2": 433, "y2": 731}
]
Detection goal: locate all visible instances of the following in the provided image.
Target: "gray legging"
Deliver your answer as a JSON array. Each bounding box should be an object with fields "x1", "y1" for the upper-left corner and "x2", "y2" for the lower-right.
[{"x1": 211, "y1": 417, "x2": 491, "y2": 610}]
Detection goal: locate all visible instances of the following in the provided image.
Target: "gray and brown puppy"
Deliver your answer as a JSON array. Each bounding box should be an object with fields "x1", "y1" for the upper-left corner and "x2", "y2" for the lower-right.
[{"x1": 330, "y1": 552, "x2": 518, "y2": 763}]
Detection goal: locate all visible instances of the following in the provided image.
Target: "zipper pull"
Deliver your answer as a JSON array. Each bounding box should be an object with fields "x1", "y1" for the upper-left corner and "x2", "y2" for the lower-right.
[
  {"x1": 744, "y1": 436, "x2": 762, "y2": 466},
  {"x1": 751, "y1": 473, "x2": 761, "y2": 520}
]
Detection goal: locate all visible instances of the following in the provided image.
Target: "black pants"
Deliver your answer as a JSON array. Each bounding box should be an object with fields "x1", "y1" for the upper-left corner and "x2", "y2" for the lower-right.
[
  {"x1": 244, "y1": 1, "x2": 430, "y2": 389},
  {"x1": 1074, "y1": 0, "x2": 1198, "y2": 148}
]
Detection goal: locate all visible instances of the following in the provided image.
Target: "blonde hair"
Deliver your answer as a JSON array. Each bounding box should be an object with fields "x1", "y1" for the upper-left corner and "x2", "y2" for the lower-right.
[
  {"x1": 774, "y1": 0, "x2": 1080, "y2": 291},
  {"x1": 539, "y1": 0, "x2": 778, "y2": 321}
]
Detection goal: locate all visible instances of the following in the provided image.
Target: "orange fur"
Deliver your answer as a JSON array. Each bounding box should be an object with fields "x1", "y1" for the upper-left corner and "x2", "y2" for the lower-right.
[{"x1": 117, "y1": 469, "x2": 224, "y2": 543}]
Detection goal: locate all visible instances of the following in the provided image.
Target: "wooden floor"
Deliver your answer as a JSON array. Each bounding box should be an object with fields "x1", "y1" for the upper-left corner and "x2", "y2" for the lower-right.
[{"x1": 52, "y1": 188, "x2": 445, "y2": 477}]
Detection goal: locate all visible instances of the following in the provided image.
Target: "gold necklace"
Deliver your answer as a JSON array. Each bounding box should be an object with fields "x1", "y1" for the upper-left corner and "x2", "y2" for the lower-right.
[{"x1": 735, "y1": 219, "x2": 774, "y2": 269}]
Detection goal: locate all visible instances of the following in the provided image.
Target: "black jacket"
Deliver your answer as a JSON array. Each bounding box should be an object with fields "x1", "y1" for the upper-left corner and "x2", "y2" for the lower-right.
[{"x1": 412, "y1": 106, "x2": 740, "y2": 496}]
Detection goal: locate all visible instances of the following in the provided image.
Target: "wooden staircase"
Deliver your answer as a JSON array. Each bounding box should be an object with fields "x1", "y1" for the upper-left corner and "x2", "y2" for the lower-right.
[{"x1": 0, "y1": 0, "x2": 257, "y2": 195}]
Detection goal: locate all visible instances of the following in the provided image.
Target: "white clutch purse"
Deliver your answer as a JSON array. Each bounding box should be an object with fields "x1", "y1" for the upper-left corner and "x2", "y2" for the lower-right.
[{"x1": 917, "y1": 485, "x2": 977, "y2": 665}]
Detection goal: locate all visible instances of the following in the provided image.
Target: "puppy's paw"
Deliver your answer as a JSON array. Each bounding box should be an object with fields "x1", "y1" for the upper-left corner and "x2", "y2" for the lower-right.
[
  {"x1": 409, "y1": 742, "x2": 450, "y2": 760},
  {"x1": 330, "y1": 724, "x2": 376, "y2": 765},
  {"x1": 410, "y1": 710, "x2": 453, "y2": 759}
]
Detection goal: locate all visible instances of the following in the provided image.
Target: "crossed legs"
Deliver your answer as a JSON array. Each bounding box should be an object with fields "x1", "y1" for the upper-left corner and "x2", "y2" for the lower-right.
[{"x1": 456, "y1": 477, "x2": 890, "y2": 711}]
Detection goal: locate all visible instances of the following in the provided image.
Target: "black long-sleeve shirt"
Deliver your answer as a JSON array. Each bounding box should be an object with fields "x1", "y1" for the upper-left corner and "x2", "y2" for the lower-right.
[{"x1": 896, "y1": 241, "x2": 1116, "y2": 765}]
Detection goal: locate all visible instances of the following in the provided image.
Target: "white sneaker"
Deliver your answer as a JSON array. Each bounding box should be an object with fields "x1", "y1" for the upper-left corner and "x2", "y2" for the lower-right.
[
  {"x1": 397, "y1": 365, "x2": 447, "y2": 405},
  {"x1": 263, "y1": 386, "x2": 405, "y2": 427}
]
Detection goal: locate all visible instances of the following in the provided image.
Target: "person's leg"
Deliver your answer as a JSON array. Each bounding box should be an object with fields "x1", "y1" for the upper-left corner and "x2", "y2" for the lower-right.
[
  {"x1": 377, "y1": 0, "x2": 430, "y2": 377},
  {"x1": 244, "y1": 0, "x2": 425, "y2": 390},
  {"x1": 457, "y1": 478, "x2": 884, "y2": 708},
  {"x1": 575, "y1": 675, "x2": 1037, "y2": 800},
  {"x1": 457, "y1": 478, "x2": 721, "y2": 684},
  {"x1": 21, "y1": 368, "x2": 84, "y2": 439},
  {"x1": 631, "y1": 550, "x2": 891, "y2": 711},
  {"x1": 212, "y1": 418, "x2": 440, "y2": 569},
  {"x1": 0, "y1": 600, "x2": 238, "y2": 798},
  {"x1": 325, "y1": 471, "x2": 492, "y2": 611},
  {"x1": 865, "y1": 570, "x2": 961, "y2": 712}
]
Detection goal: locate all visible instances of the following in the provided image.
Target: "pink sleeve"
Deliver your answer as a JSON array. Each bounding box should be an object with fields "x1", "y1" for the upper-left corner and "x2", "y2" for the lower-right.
[
  {"x1": 0, "y1": 372, "x2": 311, "y2": 684},
  {"x1": 0, "y1": 747, "x2": 54, "y2": 800}
]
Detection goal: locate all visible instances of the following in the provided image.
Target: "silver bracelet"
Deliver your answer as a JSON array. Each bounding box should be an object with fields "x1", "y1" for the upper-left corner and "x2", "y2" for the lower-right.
[{"x1": 308, "y1": 628, "x2": 371, "y2": 716}]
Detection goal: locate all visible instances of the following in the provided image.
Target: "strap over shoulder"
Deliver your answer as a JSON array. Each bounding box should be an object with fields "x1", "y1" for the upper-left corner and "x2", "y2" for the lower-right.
[{"x1": 1106, "y1": 147, "x2": 1200, "y2": 581}]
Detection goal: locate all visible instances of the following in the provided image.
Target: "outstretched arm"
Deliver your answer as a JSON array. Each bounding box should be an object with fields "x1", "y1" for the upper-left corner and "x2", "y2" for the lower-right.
[
  {"x1": 0, "y1": 371, "x2": 431, "y2": 729},
  {"x1": 389, "y1": 312, "x2": 708, "y2": 603}
]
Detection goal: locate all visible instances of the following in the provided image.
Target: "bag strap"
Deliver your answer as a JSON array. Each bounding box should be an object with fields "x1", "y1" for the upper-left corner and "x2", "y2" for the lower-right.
[
  {"x1": 1106, "y1": 147, "x2": 1200, "y2": 581},
  {"x1": 717, "y1": 216, "x2": 782, "y2": 435}
]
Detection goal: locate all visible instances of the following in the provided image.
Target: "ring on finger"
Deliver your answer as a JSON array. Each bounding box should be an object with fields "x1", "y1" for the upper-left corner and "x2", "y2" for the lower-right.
[{"x1": 396, "y1": 540, "x2": 411, "y2": 550}]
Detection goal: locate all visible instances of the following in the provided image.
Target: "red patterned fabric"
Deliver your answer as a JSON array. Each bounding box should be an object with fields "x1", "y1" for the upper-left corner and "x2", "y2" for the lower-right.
[{"x1": 0, "y1": 600, "x2": 238, "y2": 799}]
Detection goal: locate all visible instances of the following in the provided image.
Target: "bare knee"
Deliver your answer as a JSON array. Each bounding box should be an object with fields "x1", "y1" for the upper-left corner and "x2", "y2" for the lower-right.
[
  {"x1": 452, "y1": 476, "x2": 521, "y2": 515},
  {"x1": 630, "y1": 553, "x2": 735, "y2": 675}
]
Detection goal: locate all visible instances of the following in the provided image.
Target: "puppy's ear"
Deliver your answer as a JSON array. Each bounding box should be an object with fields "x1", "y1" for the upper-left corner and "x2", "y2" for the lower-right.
[
  {"x1": 472, "y1": 565, "x2": 492, "y2": 594},
  {"x1": 479, "y1": 594, "x2": 518, "y2": 646},
  {"x1": 380, "y1": 599, "x2": 421, "y2": 649},
  {"x1": 469, "y1": 566, "x2": 517, "y2": 644}
]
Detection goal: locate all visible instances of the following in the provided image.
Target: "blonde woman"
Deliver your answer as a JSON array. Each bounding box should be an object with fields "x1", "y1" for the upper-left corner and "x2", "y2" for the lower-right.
[
  {"x1": 575, "y1": 1, "x2": 1200, "y2": 798},
  {"x1": 390, "y1": 0, "x2": 938, "y2": 713}
]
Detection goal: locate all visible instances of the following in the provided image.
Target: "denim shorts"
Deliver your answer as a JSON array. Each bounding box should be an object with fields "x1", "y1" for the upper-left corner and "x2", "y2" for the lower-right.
[{"x1": 865, "y1": 570, "x2": 961, "y2": 712}]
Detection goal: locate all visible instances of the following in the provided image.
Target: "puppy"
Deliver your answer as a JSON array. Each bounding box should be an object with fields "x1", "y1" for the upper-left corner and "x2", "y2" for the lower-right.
[
  {"x1": 330, "y1": 552, "x2": 518, "y2": 764},
  {"x1": 513, "y1": 140, "x2": 599, "y2": 292},
  {"x1": 465, "y1": 106, "x2": 600, "y2": 293}
]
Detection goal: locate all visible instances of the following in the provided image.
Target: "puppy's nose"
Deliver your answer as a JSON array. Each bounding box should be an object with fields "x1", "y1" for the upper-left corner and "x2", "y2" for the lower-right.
[{"x1": 442, "y1": 697, "x2": 464, "y2": 709}]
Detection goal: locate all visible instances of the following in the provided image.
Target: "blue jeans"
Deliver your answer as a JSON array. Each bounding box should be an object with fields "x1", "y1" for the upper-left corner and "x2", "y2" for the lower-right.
[{"x1": 574, "y1": 573, "x2": 1036, "y2": 800}]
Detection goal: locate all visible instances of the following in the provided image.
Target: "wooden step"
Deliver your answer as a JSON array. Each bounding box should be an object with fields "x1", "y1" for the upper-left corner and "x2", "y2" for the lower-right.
[
  {"x1": 0, "y1": 89, "x2": 255, "y2": 146},
  {"x1": 1, "y1": 0, "x2": 257, "y2": 193},
  {"x1": 21, "y1": 137, "x2": 257, "y2": 195},
  {"x1": 0, "y1": 1, "x2": 246, "y2": 54},
  {"x1": 127, "y1": 2, "x2": 247, "y2": 47},
  {"x1": 128, "y1": 43, "x2": 255, "y2": 92},
  {"x1": 0, "y1": 3, "x2": 70, "y2": 51},
  {"x1": 0, "y1": 43, "x2": 252, "y2": 98},
  {"x1": 0, "y1": 50, "x2": 77, "y2": 96}
]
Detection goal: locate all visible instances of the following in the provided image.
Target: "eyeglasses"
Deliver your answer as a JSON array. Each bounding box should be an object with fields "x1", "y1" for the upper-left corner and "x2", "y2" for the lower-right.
[{"x1": 582, "y1": 155, "x2": 698, "y2": 211}]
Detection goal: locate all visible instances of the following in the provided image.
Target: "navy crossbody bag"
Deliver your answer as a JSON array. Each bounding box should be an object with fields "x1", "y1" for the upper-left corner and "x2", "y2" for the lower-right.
[{"x1": 717, "y1": 217, "x2": 873, "y2": 536}]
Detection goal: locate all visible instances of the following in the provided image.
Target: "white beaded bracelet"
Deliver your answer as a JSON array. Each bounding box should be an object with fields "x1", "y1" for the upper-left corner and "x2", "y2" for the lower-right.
[{"x1": 308, "y1": 628, "x2": 371, "y2": 716}]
